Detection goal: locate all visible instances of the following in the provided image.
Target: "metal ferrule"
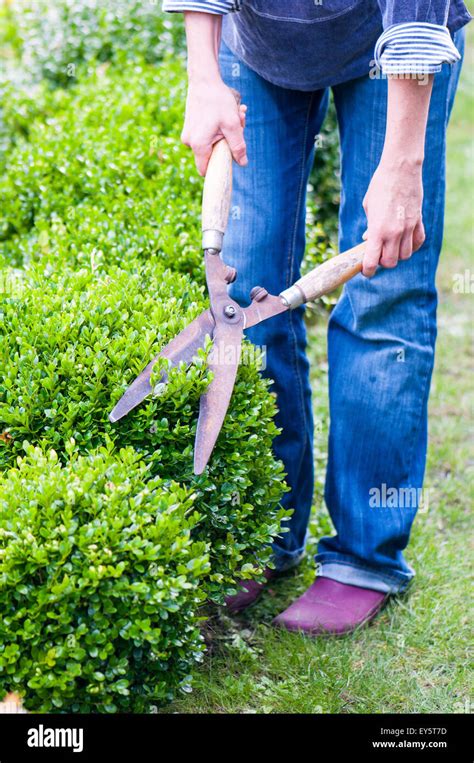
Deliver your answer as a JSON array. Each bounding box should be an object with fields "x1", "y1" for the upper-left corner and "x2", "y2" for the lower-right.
[
  {"x1": 202, "y1": 229, "x2": 224, "y2": 252},
  {"x1": 279, "y1": 284, "x2": 305, "y2": 309}
]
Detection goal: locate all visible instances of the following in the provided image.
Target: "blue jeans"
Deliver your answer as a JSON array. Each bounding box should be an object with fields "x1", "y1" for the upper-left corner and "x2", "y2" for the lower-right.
[{"x1": 219, "y1": 33, "x2": 464, "y2": 594}]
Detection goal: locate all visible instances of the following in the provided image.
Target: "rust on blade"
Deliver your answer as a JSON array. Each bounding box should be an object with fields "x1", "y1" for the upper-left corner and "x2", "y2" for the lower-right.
[
  {"x1": 193, "y1": 270, "x2": 289, "y2": 473},
  {"x1": 192, "y1": 251, "x2": 247, "y2": 474},
  {"x1": 109, "y1": 309, "x2": 215, "y2": 422},
  {"x1": 193, "y1": 318, "x2": 243, "y2": 475}
]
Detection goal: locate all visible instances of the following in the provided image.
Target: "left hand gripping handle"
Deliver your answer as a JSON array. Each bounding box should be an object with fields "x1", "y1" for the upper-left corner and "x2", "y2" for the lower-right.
[{"x1": 201, "y1": 90, "x2": 241, "y2": 252}]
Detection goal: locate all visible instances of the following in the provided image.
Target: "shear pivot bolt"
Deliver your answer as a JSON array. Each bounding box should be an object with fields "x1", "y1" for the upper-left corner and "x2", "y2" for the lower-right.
[{"x1": 224, "y1": 305, "x2": 236, "y2": 318}]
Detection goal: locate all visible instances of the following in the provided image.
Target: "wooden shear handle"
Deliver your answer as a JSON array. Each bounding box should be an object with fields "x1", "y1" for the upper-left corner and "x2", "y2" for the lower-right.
[
  {"x1": 201, "y1": 90, "x2": 241, "y2": 252},
  {"x1": 280, "y1": 243, "x2": 366, "y2": 308}
]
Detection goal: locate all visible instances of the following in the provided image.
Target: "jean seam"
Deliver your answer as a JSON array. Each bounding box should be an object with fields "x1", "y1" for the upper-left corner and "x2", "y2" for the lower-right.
[{"x1": 286, "y1": 92, "x2": 314, "y2": 444}]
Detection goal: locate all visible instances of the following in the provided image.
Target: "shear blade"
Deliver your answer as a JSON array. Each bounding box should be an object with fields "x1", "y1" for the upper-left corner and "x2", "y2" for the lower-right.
[
  {"x1": 109, "y1": 309, "x2": 215, "y2": 422},
  {"x1": 193, "y1": 321, "x2": 243, "y2": 474}
]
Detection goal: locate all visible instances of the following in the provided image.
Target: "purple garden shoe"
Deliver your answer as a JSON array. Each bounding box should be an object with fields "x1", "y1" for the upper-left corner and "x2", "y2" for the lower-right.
[
  {"x1": 273, "y1": 577, "x2": 388, "y2": 635},
  {"x1": 225, "y1": 568, "x2": 276, "y2": 614}
]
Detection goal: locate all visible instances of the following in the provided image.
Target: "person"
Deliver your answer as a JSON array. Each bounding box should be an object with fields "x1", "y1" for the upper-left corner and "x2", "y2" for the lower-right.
[{"x1": 163, "y1": 1, "x2": 470, "y2": 634}]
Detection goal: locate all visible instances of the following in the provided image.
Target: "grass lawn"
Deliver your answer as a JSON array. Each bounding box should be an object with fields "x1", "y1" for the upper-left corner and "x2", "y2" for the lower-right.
[{"x1": 164, "y1": 40, "x2": 473, "y2": 714}]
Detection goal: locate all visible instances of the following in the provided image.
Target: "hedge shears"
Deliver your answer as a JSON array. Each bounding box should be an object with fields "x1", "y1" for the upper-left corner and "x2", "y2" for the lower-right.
[{"x1": 109, "y1": 139, "x2": 365, "y2": 473}]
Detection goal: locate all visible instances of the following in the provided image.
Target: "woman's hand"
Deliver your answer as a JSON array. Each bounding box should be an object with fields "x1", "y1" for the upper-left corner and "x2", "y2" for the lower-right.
[
  {"x1": 182, "y1": 11, "x2": 247, "y2": 176},
  {"x1": 181, "y1": 79, "x2": 247, "y2": 176},
  {"x1": 361, "y1": 74, "x2": 433, "y2": 278},
  {"x1": 362, "y1": 157, "x2": 426, "y2": 277}
]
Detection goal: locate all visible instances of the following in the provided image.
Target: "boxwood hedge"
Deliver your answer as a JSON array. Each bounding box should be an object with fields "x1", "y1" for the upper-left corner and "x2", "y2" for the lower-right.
[
  {"x1": 0, "y1": 258, "x2": 288, "y2": 601},
  {"x1": 0, "y1": 255, "x2": 286, "y2": 712},
  {"x1": 0, "y1": 7, "x2": 301, "y2": 711},
  {"x1": 0, "y1": 443, "x2": 209, "y2": 712}
]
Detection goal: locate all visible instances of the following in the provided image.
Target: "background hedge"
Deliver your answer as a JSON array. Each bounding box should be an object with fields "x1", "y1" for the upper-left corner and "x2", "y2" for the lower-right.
[
  {"x1": 0, "y1": 61, "x2": 202, "y2": 275},
  {"x1": 2, "y1": 0, "x2": 185, "y2": 86}
]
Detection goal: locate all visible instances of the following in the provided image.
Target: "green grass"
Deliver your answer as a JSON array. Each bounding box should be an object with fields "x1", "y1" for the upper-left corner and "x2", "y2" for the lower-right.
[{"x1": 163, "y1": 40, "x2": 474, "y2": 714}]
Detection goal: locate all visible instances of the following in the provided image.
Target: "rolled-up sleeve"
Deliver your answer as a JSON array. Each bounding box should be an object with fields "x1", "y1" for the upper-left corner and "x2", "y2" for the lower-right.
[
  {"x1": 374, "y1": 1, "x2": 468, "y2": 74},
  {"x1": 162, "y1": 0, "x2": 239, "y2": 13}
]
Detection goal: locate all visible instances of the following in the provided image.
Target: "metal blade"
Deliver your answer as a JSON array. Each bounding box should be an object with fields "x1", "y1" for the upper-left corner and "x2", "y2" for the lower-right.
[
  {"x1": 193, "y1": 320, "x2": 243, "y2": 474},
  {"x1": 109, "y1": 309, "x2": 215, "y2": 422}
]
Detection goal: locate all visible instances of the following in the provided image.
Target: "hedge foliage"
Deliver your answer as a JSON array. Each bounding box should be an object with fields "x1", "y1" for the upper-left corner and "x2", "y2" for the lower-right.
[
  {"x1": 0, "y1": 9, "x2": 289, "y2": 711},
  {"x1": 0, "y1": 61, "x2": 203, "y2": 277},
  {"x1": 0, "y1": 1, "x2": 339, "y2": 711},
  {"x1": 0, "y1": 259, "x2": 288, "y2": 593},
  {"x1": 0, "y1": 444, "x2": 209, "y2": 712},
  {"x1": 0, "y1": 258, "x2": 288, "y2": 711}
]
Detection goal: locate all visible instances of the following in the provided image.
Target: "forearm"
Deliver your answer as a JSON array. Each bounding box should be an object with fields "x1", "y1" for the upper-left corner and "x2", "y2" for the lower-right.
[
  {"x1": 362, "y1": 76, "x2": 434, "y2": 275},
  {"x1": 381, "y1": 75, "x2": 434, "y2": 168},
  {"x1": 180, "y1": 11, "x2": 247, "y2": 174},
  {"x1": 184, "y1": 11, "x2": 222, "y2": 84}
]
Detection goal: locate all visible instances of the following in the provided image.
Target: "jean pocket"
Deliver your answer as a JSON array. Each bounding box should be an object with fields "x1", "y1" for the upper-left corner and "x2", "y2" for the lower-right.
[{"x1": 247, "y1": 0, "x2": 360, "y2": 24}]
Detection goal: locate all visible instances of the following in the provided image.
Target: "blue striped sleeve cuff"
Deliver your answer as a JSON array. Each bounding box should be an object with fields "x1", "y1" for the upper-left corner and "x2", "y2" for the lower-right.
[
  {"x1": 374, "y1": 22, "x2": 461, "y2": 75},
  {"x1": 162, "y1": 0, "x2": 240, "y2": 13}
]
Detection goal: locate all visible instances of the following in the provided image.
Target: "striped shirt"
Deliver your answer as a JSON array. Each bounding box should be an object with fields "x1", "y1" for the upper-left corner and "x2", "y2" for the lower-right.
[{"x1": 163, "y1": 1, "x2": 470, "y2": 90}]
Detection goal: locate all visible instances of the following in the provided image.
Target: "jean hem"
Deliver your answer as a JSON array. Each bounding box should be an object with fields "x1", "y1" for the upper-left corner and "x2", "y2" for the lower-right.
[
  {"x1": 315, "y1": 555, "x2": 414, "y2": 594},
  {"x1": 272, "y1": 542, "x2": 306, "y2": 573}
]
